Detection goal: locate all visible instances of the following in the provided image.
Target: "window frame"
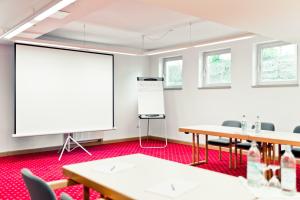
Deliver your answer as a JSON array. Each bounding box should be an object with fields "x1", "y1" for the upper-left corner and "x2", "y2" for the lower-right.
[
  {"x1": 162, "y1": 55, "x2": 183, "y2": 90},
  {"x1": 254, "y1": 41, "x2": 298, "y2": 87},
  {"x1": 200, "y1": 48, "x2": 232, "y2": 89}
]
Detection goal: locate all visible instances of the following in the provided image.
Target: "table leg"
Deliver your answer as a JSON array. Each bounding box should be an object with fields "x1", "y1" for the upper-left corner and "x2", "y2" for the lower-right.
[
  {"x1": 196, "y1": 135, "x2": 200, "y2": 163},
  {"x1": 234, "y1": 138, "x2": 237, "y2": 169},
  {"x1": 189, "y1": 133, "x2": 208, "y2": 166},
  {"x1": 83, "y1": 186, "x2": 90, "y2": 200},
  {"x1": 192, "y1": 133, "x2": 195, "y2": 163},
  {"x1": 263, "y1": 143, "x2": 267, "y2": 163},
  {"x1": 278, "y1": 144, "x2": 281, "y2": 163},
  {"x1": 229, "y1": 138, "x2": 232, "y2": 169},
  {"x1": 205, "y1": 134, "x2": 208, "y2": 163},
  {"x1": 239, "y1": 149, "x2": 242, "y2": 164},
  {"x1": 272, "y1": 145, "x2": 275, "y2": 163}
]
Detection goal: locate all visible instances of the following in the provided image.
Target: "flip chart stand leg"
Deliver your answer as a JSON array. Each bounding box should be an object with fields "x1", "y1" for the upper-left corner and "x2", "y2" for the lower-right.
[
  {"x1": 58, "y1": 133, "x2": 92, "y2": 161},
  {"x1": 139, "y1": 117, "x2": 167, "y2": 148}
]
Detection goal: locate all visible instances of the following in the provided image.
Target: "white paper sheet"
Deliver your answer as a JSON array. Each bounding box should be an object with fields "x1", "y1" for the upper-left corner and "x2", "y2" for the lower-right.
[
  {"x1": 91, "y1": 162, "x2": 135, "y2": 174},
  {"x1": 146, "y1": 179, "x2": 199, "y2": 198}
]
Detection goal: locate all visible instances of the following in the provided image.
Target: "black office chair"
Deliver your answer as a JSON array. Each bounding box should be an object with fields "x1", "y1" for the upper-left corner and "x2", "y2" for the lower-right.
[
  {"x1": 280, "y1": 126, "x2": 300, "y2": 158},
  {"x1": 207, "y1": 120, "x2": 241, "y2": 168},
  {"x1": 236, "y1": 122, "x2": 275, "y2": 163},
  {"x1": 21, "y1": 168, "x2": 73, "y2": 200}
]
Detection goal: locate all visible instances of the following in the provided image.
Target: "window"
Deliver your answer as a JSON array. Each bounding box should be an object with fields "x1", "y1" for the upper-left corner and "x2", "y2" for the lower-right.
[
  {"x1": 163, "y1": 56, "x2": 183, "y2": 89},
  {"x1": 201, "y1": 49, "x2": 231, "y2": 88},
  {"x1": 255, "y1": 41, "x2": 298, "y2": 86}
]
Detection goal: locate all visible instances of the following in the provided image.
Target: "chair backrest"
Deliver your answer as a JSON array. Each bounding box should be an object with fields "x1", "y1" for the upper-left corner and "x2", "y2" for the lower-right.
[
  {"x1": 293, "y1": 126, "x2": 300, "y2": 133},
  {"x1": 21, "y1": 168, "x2": 57, "y2": 200},
  {"x1": 261, "y1": 122, "x2": 275, "y2": 131},
  {"x1": 222, "y1": 120, "x2": 241, "y2": 128},
  {"x1": 61, "y1": 193, "x2": 73, "y2": 200},
  {"x1": 251, "y1": 122, "x2": 275, "y2": 131}
]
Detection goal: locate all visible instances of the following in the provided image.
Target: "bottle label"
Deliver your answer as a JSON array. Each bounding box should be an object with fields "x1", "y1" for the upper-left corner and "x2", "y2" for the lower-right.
[
  {"x1": 247, "y1": 161, "x2": 260, "y2": 185},
  {"x1": 281, "y1": 168, "x2": 296, "y2": 191}
]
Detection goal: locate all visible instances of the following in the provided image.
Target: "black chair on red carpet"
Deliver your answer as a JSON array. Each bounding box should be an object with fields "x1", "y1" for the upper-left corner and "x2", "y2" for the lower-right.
[
  {"x1": 236, "y1": 122, "x2": 275, "y2": 163},
  {"x1": 207, "y1": 120, "x2": 241, "y2": 169},
  {"x1": 21, "y1": 168, "x2": 74, "y2": 200}
]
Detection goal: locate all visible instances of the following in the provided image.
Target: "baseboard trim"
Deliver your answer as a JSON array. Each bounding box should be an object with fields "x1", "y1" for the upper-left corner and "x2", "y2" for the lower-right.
[
  {"x1": 0, "y1": 137, "x2": 149, "y2": 157},
  {"x1": 0, "y1": 139, "x2": 105, "y2": 157}
]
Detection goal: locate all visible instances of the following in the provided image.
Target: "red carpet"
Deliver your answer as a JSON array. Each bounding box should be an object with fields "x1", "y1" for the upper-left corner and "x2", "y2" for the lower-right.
[{"x1": 0, "y1": 139, "x2": 299, "y2": 200}]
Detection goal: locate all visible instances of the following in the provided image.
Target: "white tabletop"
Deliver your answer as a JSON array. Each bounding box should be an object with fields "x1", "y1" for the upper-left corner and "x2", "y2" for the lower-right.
[{"x1": 63, "y1": 153, "x2": 256, "y2": 200}]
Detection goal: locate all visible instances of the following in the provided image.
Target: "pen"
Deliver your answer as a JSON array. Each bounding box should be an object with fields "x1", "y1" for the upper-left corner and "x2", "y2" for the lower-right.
[
  {"x1": 171, "y1": 184, "x2": 175, "y2": 191},
  {"x1": 110, "y1": 165, "x2": 116, "y2": 171}
]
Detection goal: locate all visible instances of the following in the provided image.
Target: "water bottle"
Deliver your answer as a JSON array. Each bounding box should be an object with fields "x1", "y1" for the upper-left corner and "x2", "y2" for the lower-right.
[
  {"x1": 241, "y1": 115, "x2": 247, "y2": 132},
  {"x1": 254, "y1": 115, "x2": 261, "y2": 133},
  {"x1": 281, "y1": 145, "x2": 296, "y2": 194},
  {"x1": 247, "y1": 141, "x2": 261, "y2": 186}
]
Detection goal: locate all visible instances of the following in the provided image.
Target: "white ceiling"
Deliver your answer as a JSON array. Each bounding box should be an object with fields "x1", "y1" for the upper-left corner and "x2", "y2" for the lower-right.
[
  {"x1": 137, "y1": 0, "x2": 300, "y2": 44},
  {"x1": 0, "y1": 0, "x2": 52, "y2": 32},
  {"x1": 40, "y1": 0, "x2": 245, "y2": 50},
  {"x1": 2, "y1": 0, "x2": 300, "y2": 51}
]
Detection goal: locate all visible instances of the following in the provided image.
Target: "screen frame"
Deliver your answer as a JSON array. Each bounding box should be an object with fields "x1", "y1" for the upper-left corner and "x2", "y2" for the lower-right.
[{"x1": 14, "y1": 43, "x2": 115, "y2": 135}]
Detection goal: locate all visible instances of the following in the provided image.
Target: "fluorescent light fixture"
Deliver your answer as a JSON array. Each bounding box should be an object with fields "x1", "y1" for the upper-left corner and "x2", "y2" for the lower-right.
[
  {"x1": 193, "y1": 35, "x2": 255, "y2": 48},
  {"x1": 146, "y1": 47, "x2": 188, "y2": 56},
  {"x1": 15, "y1": 40, "x2": 138, "y2": 56},
  {"x1": 0, "y1": 0, "x2": 76, "y2": 39},
  {"x1": 3, "y1": 22, "x2": 35, "y2": 39},
  {"x1": 34, "y1": 0, "x2": 76, "y2": 21}
]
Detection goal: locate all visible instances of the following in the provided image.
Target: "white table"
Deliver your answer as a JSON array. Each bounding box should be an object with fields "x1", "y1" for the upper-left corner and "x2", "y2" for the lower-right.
[
  {"x1": 179, "y1": 125, "x2": 300, "y2": 166},
  {"x1": 63, "y1": 153, "x2": 256, "y2": 200}
]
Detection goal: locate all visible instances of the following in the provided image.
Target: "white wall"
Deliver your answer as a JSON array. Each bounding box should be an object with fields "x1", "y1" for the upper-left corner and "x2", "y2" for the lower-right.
[
  {"x1": 149, "y1": 36, "x2": 300, "y2": 144},
  {"x1": 2, "y1": 35, "x2": 300, "y2": 152},
  {"x1": 0, "y1": 44, "x2": 149, "y2": 153}
]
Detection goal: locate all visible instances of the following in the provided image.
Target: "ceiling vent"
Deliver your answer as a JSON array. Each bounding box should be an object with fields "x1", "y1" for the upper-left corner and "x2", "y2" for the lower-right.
[{"x1": 49, "y1": 10, "x2": 70, "y2": 19}]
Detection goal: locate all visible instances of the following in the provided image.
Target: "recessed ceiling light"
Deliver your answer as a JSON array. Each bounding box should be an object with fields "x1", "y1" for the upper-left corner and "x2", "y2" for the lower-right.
[
  {"x1": 34, "y1": 0, "x2": 76, "y2": 21},
  {"x1": 49, "y1": 10, "x2": 70, "y2": 20}
]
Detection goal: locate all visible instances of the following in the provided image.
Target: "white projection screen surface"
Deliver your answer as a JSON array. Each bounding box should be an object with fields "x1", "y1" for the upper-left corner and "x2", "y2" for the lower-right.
[{"x1": 15, "y1": 44, "x2": 114, "y2": 136}]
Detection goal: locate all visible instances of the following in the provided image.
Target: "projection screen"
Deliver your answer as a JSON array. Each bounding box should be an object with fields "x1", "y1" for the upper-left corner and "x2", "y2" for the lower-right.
[{"x1": 15, "y1": 43, "x2": 114, "y2": 136}]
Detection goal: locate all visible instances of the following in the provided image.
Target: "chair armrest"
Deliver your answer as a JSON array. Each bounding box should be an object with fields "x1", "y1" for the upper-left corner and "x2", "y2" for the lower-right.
[{"x1": 48, "y1": 179, "x2": 78, "y2": 190}]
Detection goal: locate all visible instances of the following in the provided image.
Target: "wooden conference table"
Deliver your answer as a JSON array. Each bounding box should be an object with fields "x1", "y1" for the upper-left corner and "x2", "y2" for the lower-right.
[
  {"x1": 179, "y1": 125, "x2": 300, "y2": 167},
  {"x1": 63, "y1": 154, "x2": 256, "y2": 200}
]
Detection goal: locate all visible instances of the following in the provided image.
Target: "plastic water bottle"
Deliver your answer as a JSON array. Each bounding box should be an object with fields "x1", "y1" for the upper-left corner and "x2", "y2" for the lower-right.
[
  {"x1": 254, "y1": 116, "x2": 261, "y2": 133},
  {"x1": 241, "y1": 115, "x2": 247, "y2": 132},
  {"x1": 281, "y1": 145, "x2": 296, "y2": 194},
  {"x1": 247, "y1": 141, "x2": 261, "y2": 186}
]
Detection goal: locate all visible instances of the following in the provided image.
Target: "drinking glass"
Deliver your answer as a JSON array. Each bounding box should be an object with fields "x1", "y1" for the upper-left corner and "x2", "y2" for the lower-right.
[{"x1": 268, "y1": 165, "x2": 281, "y2": 188}]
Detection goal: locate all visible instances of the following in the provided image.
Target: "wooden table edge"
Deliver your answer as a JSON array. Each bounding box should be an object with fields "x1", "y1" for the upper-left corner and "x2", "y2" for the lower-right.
[
  {"x1": 179, "y1": 128, "x2": 249, "y2": 140},
  {"x1": 62, "y1": 167, "x2": 134, "y2": 200},
  {"x1": 179, "y1": 127, "x2": 300, "y2": 146}
]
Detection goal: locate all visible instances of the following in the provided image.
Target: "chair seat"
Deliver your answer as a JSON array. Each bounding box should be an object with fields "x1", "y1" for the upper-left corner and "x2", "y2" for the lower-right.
[
  {"x1": 280, "y1": 148, "x2": 300, "y2": 158},
  {"x1": 207, "y1": 138, "x2": 232, "y2": 147},
  {"x1": 292, "y1": 147, "x2": 300, "y2": 158},
  {"x1": 236, "y1": 142, "x2": 251, "y2": 150}
]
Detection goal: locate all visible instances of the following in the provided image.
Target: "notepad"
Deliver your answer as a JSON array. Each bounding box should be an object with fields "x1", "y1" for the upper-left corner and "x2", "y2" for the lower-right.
[
  {"x1": 146, "y1": 179, "x2": 199, "y2": 198},
  {"x1": 91, "y1": 162, "x2": 135, "y2": 174}
]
